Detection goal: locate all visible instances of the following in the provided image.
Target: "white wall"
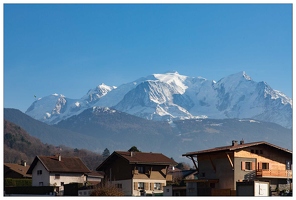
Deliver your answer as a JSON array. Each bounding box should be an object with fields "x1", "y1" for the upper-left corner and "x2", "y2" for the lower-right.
[
  {"x1": 49, "y1": 173, "x2": 85, "y2": 186},
  {"x1": 32, "y1": 161, "x2": 50, "y2": 186}
]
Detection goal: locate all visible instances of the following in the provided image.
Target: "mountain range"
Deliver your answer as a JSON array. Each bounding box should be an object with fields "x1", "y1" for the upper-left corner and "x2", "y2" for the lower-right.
[
  {"x1": 25, "y1": 71, "x2": 292, "y2": 129},
  {"x1": 4, "y1": 71, "x2": 292, "y2": 162},
  {"x1": 4, "y1": 107, "x2": 292, "y2": 163}
]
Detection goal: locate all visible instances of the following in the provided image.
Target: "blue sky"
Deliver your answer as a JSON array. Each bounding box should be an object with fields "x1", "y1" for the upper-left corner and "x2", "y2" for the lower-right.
[{"x1": 4, "y1": 4, "x2": 292, "y2": 113}]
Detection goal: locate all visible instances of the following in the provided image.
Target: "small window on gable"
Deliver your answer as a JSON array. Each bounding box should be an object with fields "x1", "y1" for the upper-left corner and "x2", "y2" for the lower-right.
[
  {"x1": 37, "y1": 170, "x2": 42, "y2": 175},
  {"x1": 255, "y1": 150, "x2": 259, "y2": 154},
  {"x1": 262, "y1": 162, "x2": 269, "y2": 170}
]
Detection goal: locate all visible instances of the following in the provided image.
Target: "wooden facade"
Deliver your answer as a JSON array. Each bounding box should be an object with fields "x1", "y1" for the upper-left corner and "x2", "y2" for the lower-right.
[{"x1": 183, "y1": 141, "x2": 292, "y2": 195}]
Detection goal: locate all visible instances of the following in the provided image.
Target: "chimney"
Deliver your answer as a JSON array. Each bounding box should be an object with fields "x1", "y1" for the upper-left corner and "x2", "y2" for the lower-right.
[
  {"x1": 58, "y1": 154, "x2": 61, "y2": 161},
  {"x1": 130, "y1": 151, "x2": 134, "y2": 157},
  {"x1": 232, "y1": 140, "x2": 238, "y2": 146},
  {"x1": 240, "y1": 140, "x2": 244, "y2": 145},
  {"x1": 21, "y1": 160, "x2": 26, "y2": 167}
]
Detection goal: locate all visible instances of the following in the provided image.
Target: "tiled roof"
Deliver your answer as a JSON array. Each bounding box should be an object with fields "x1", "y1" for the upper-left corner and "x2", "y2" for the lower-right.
[
  {"x1": 27, "y1": 155, "x2": 91, "y2": 174},
  {"x1": 4, "y1": 163, "x2": 31, "y2": 178},
  {"x1": 182, "y1": 141, "x2": 292, "y2": 157},
  {"x1": 115, "y1": 151, "x2": 177, "y2": 165},
  {"x1": 86, "y1": 170, "x2": 104, "y2": 178},
  {"x1": 96, "y1": 151, "x2": 177, "y2": 171}
]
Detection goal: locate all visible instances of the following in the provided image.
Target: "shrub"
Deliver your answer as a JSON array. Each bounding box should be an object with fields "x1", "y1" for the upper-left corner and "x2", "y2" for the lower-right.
[{"x1": 90, "y1": 183, "x2": 124, "y2": 196}]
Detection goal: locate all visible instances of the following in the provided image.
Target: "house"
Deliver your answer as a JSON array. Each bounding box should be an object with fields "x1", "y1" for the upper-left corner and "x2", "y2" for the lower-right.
[
  {"x1": 96, "y1": 151, "x2": 177, "y2": 196},
  {"x1": 182, "y1": 140, "x2": 292, "y2": 196},
  {"x1": 26, "y1": 154, "x2": 91, "y2": 195},
  {"x1": 77, "y1": 171, "x2": 105, "y2": 196},
  {"x1": 4, "y1": 160, "x2": 31, "y2": 179},
  {"x1": 164, "y1": 167, "x2": 197, "y2": 196}
]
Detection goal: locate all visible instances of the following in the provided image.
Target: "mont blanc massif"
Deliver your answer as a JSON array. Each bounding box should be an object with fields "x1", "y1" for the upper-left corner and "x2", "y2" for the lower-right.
[{"x1": 5, "y1": 71, "x2": 292, "y2": 161}]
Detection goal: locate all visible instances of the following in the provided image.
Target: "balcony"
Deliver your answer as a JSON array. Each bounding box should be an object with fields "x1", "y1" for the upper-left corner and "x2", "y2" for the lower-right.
[{"x1": 256, "y1": 170, "x2": 292, "y2": 178}]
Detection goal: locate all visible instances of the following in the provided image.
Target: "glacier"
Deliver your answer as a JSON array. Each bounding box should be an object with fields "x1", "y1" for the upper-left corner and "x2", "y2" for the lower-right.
[{"x1": 25, "y1": 71, "x2": 292, "y2": 128}]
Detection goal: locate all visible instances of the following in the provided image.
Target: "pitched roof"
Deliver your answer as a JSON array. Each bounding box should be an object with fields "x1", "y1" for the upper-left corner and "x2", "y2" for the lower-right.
[
  {"x1": 27, "y1": 155, "x2": 91, "y2": 174},
  {"x1": 96, "y1": 151, "x2": 177, "y2": 171},
  {"x1": 4, "y1": 163, "x2": 31, "y2": 178},
  {"x1": 182, "y1": 141, "x2": 292, "y2": 157}
]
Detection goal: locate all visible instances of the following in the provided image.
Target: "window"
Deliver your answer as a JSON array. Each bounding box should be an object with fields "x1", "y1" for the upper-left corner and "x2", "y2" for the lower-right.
[
  {"x1": 241, "y1": 161, "x2": 255, "y2": 171},
  {"x1": 61, "y1": 182, "x2": 64, "y2": 186},
  {"x1": 251, "y1": 149, "x2": 254, "y2": 153},
  {"x1": 138, "y1": 182, "x2": 144, "y2": 189},
  {"x1": 262, "y1": 163, "x2": 269, "y2": 170},
  {"x1": 201, "y1": 172, "x2": 205, "y2": 177},
  {"x1": 37, "y1": 170, "x2": 42, "y2": 175},
  {"x1": 39, "y1": 182, "x2": 43, "y2": 186},
  {"x1": 138, "y1": 166, "x2": 144, "y2": 173},
  {"x1": 116, "y1": 184, "x2": 122, "y2": 189},
  {"x1": 55, "y1": 174, "x2": 60, "y2": 179},
  {"x1": 260, "y1": 150, "x2": 263, "y2": 154},
  {"x1": 154, "y1": 183, "x2": 161, "y2": 190},
  {"x1": 166, "y1": 189, "x2": 170, "y2": 193},
  {"x1": 245, "y1": 162, "x2": 251, "y2": 170},
  {"x1": 255, "y1": 150, "x2": 259, "y2": 154}
]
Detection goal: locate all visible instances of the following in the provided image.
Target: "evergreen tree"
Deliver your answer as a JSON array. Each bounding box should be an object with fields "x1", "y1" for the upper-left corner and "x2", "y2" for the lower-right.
[
  {"x1": 102, "y1": 148, "x2": 110, "y2": 159},
  {"x1": 128, "y1": 146, "x2": 140, "y2": 152}
]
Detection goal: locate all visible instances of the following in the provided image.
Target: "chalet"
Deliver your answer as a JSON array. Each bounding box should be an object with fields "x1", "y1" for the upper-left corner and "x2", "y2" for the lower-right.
[
  {"x1": 4, "y1": 160, "x2": 31, "y2": 179},
  {"x1": 96, "y1": 151, "x2": 177, "y2": 196},
  {"x1": 26, "y1": 154, "x2": 91, "y2": 195},
  {"x1": 182, "y1": 140, "x2": 292, "y2": 196}
]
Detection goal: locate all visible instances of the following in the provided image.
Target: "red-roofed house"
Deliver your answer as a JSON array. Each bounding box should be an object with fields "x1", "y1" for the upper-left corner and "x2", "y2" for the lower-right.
[
  {"x1": 26, "y1": 154, "x2": 91, "y2": 193},
  {"x1": 96, "y1": 151, "x2": 177, "y2": 196},
  {"x1": 182, "y1": 140, "x2": 292, "y2": 196}
]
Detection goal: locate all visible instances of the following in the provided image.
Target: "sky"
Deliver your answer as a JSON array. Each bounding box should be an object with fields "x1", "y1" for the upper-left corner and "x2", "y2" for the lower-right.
[{"x1": 3, "y1": 3, "x2": 293, "y2": 113}]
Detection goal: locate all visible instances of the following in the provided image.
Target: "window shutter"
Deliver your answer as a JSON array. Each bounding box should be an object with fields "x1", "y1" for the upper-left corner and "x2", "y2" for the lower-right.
[
  {"x1": 258, "y1": 162, "x2": 262, "y2": 170},
  {"x1": 134, "y1": 182, "x2": 138, "y2": 190},
  {"x1": 160, "y1": 183, "x2": 164, "y2": 190},
  {"x1": 144, "y1": 182, "x2": 148, "y2": 190},
  {"x1": 150, "y1": 183, "x2": 154, "y2": 190},
  {"x1": 252, "y1": 162, "x2": 256, "y2": 170},
  {"x1": 241, "y1": 161, "x2": 245, "y2": 170}
]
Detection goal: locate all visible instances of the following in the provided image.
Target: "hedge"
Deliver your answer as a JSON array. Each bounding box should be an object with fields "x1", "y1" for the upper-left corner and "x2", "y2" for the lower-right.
[{"x1": 4, "y1": 178, "x2": 32, "y2": 187}]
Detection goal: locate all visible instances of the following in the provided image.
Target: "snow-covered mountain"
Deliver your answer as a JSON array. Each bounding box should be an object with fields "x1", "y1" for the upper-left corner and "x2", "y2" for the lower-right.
[{"x1": 25, "y1": 71, "x2": 292, "y2": 128}]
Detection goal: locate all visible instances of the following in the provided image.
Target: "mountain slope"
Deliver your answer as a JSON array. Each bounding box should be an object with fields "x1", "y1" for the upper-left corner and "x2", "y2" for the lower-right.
[
  {"x1": 5, "y1": 108, "x2": 292, "y2": 162},
  {"x1": 4, "y1": 108, "x2": 105, "y2": 152},
  {"x1": 4, "y1": 119, "x2": 104, "y2": 170},
  {"x1": 24, "y1": 71, "x2": 292, "y2": 128}
]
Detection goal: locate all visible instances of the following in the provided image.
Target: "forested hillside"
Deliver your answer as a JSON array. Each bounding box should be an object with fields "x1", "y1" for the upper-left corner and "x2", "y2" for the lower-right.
[{"x1": 4, "y1": 120, "x2": 104, "y2": 170}]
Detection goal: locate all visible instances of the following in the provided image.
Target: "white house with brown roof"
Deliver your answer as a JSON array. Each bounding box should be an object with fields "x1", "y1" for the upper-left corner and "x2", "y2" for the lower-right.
[
  {"x1": 96, "y1": 151, "x2": 177, "y2": 196},
  {"x1": 182, "y1": 140, "x2": 292, "y2": 196},
  {"x1": 27, "y1": 154, "x2": 91, "y2": 194}
]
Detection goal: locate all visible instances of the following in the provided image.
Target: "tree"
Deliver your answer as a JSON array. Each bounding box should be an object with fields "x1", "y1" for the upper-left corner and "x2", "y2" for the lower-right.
[
  {"x1": 102, "y1": 148, "x2": 110, "y2": 160},
  {"x1": 176, "y1": 162, "x2": 191, "y2": 170},
  {"x1": 90, "y1": 183, "x2": 124, "y2": 196},
  {"x1": 128, "y1": 146, "x2": 140, "y2": 152}
]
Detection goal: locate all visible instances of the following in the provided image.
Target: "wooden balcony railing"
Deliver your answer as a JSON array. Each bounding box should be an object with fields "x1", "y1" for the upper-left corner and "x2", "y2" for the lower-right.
[{"x1": 256, "y1": 170, "x2": 292, "y2": 178}]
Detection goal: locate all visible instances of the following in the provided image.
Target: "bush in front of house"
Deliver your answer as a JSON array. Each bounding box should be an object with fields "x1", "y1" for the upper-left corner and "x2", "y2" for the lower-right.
[
  {"x1": 90, "y1": 184, "x2": 124, "y2": 196},
  {"x1": 4, "y1": 178, "x2": 32, "y2": 187}
]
